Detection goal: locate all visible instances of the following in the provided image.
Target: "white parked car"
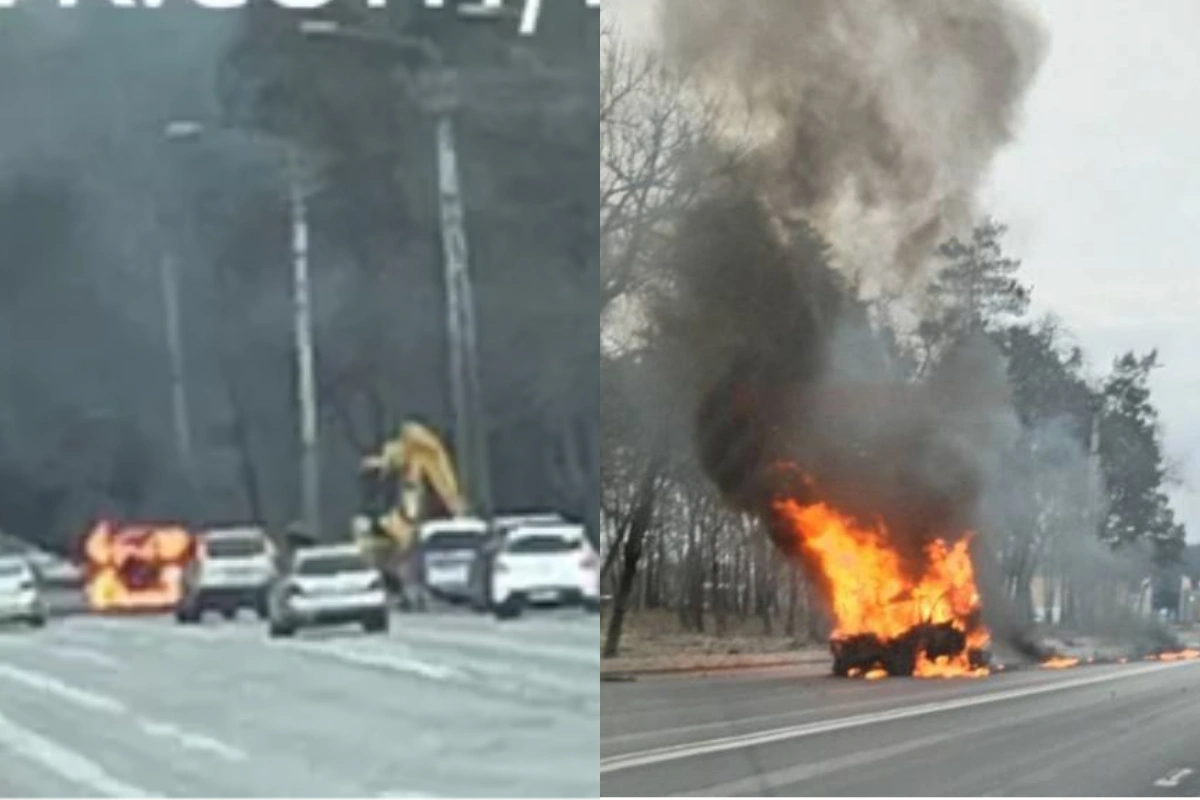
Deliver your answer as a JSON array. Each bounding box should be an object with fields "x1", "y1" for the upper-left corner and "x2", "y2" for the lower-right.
[
  {"x1": 268, "y1": 544, "x2": 388, "y2": 637},
  {"x1": 418, "y1": 518, "x2": 489, "y2": 602},
  {"x1": 0, "y1": 556, "x2": 47, "y2": 628},
  {"x1": 490, "y1": 524, "x2": 600, "y2": 619},
  {"x1": 177, "y1": 527, "x2": 276, "y2": 623}
]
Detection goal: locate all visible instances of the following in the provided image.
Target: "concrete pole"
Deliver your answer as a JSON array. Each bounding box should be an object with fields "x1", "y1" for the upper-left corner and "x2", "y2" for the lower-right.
[
  {"x1": 287, "y1": 153, "x2": 322, "y2": 539},
  {"x1": 434, "y1": 109, "x2": 492, "y2": 518},
  {"x1": 159, "y1": 250, "x2": 193, "y2": 471}
]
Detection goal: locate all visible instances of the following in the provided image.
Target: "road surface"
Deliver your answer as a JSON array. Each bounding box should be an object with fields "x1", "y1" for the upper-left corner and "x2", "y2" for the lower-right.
[
  {"x1": 0, "y1": 609, "x2": 598, "y2": 797},
  {"x1": 602, "y1": 657, "x2": 1200, "y2": 796}
]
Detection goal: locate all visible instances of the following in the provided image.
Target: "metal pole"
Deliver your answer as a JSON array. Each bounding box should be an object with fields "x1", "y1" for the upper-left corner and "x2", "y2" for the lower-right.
[
  {"x1": 288, "y1": 153, "x2": 322, "y2": 539},
  {"x1": 159, "y1": 250, "x2": 192, "y2": 470}
]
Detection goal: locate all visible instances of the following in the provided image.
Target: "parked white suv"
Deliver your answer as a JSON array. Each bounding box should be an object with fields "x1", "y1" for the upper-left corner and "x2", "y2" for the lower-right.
[
  {"x1": 0, "y1": 556, "x2": 47, "y2": 628},
  {"x1": 268, "y1": 544, "x2": 389, "y2": 637},
  {"x1": 176, "y1": 527, "x2": 275, "y2": 623},
  {"x1": 491, "y1": 524, "x2": 600, "y2": 619}
]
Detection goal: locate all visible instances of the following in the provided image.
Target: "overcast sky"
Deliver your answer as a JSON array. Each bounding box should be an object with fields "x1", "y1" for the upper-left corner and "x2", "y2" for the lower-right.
[
  {"x1": 984, "y1": 1, "x2": 1200, "y2": 539},
  {"x1": 606, "y1": 0, "x2": 1200, "y2": 539}
]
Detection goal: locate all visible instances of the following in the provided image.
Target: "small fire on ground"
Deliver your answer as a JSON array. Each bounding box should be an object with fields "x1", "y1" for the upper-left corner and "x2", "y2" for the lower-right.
[
  {"x1": 1041, "y1": 656, "x2": 1080, "y2": 670},
  {"x1": 773, "y1": 496, "x2": 989, "y2": 680}
]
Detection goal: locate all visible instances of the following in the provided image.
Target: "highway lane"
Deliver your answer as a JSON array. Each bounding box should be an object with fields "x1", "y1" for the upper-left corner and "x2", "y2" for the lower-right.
[
  {"x1": 602, "y1": 658, "x2": 1200, "y2": 796},
  {"x1": 0, "y1": 609, "x2": 598, "y2": 798}
]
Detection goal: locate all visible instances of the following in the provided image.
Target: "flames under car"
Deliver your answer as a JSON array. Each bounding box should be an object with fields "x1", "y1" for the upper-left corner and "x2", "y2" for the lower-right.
[{"x1": 831, "y1": 622, "x2": 991, "y2": 678}]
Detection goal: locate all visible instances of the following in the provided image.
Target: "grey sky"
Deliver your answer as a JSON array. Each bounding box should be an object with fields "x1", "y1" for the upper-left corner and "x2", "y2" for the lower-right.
[
  {"x1": 607, "y1": 0, "x2": 1200, "y2": 539},
  {"x1": 984, "y1": 0, "x2": 1200, "y2": 539}
]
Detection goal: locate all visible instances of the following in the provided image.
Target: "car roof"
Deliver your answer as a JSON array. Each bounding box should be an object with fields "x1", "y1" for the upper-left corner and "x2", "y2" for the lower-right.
[
  {"x1": 294, "y1": 543, "x2": 365, "y2": 562},
  {"x1": 202, "y1": 527, "x2": 266, "y2": 540},
  {"x1": 493, "y1": 512, "x2": 564, "y2": 526},
  {"x1": 507, "y1": 524, "x2": 586, "y2": 542},
  {"x1": 419, "y1": 517, "x2": 489, "y2": 537}
]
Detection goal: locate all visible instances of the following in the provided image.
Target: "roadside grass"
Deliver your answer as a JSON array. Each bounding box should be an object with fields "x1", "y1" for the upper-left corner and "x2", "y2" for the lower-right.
[{"x1": 600, "y1": 608, "x2": 828, "y2": 675}]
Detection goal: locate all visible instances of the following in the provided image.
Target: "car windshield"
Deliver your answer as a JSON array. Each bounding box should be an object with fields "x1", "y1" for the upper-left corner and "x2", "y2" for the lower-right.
[
  {"x1": 205, "y1": 536, "x2": 266, "y2": 558},
  {"x1": 506, "y1": 534, "x2": 582, "y2": 554},
  {"x1": 296, "y1": 553, "x2": 369, "y2": 576},
  {"x1": 423, "y1": 531, "x2": 485, "y2": 552}
]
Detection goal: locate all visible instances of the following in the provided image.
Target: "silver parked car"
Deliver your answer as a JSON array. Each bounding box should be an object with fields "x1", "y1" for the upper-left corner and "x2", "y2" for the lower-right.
[
  {"x1": 267, "y1": 544, "x2": 389, "y2": 638},
  {"x1": 0, "y1": 556, "x2": 47, "y2": 628}
]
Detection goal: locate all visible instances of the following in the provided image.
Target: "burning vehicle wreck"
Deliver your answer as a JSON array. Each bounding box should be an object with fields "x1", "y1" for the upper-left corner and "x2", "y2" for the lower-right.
[{"x1": 831, "y1": 624, "x2": 991, "y2": 678}]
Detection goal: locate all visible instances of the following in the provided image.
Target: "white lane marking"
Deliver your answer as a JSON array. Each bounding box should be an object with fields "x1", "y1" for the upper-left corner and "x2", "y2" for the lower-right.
[
  {"x1": 0, "y1": 709, "x2": 153, "y2": 797},
  {"x1": 1154, "y1": 767, "x2": 1195, "y2": 788},
  {"x1": 397, "y1": 625, "x2": 598, "y2": 665},
  {"x1": 601, "y1": 660, "x2": 1200, "y2": 774},
  {"x1": 48, "y1": 644, "x2": 120, "y2": 669},
  {"x1": 0, "y1": 662, "x2": 246, "y2": 766},
  {"x1": 138, "y1": 719, "x2": 247, "y2": 763},
  {"x1": 0, "y1": 663, "x2": 126, "y2": 714},
  {"x1": 287, "y1": 640, "x2": 460, "y2": 681},
  {"x1": 0, "y1": 635, "x2": 118, "y2": 669},
  {"x1": 678, "y1": 727, "x2": 963, "y2": 796}
]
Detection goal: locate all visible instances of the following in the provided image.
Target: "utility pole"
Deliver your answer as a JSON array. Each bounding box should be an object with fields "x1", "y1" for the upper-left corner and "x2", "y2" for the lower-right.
[
  {"x1": 164, "y1": 120, "x2": 322, "y2": 538},
  {"x1": 158, "y1": 250, "x2": 192, "y2": 471},
  {"x1": 298, "y1": 20, "x2": 497, "y2": 519},
  {"x1": 430, "y1": 77, "x2": 492, "y2": 519},
  {"x1": 287, "y1": 150, "x2": 322, "y2": 541}
]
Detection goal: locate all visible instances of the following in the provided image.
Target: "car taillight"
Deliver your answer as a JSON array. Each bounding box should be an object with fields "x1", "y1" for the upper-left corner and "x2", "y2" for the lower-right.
[{"x1": 580, "y1": 553, "x2": 599, "y2": 571}]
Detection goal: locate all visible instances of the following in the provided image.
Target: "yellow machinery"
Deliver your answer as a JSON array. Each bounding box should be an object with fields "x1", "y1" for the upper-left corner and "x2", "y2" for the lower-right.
[{"x1": 356, "y1": 421, "x2": 466, "y2": 603}]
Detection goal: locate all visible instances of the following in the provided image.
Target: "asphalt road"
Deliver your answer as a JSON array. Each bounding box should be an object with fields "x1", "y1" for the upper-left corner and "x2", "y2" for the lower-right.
[
  {"x1": 0, "y1": 607, "x2": 598, "y2": 798},
  {"x1": 602, "y1": 657, "x2": 1200, "y2": 796}
]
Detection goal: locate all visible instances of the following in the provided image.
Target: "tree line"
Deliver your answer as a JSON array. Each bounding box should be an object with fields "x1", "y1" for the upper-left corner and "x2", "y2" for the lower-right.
[{"x1": 0, "y1": 4, "x2": 597, "y2": 554}]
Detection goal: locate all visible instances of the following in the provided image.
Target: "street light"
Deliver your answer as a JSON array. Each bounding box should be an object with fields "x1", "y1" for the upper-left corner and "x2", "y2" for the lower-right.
[
  {"x1": 158, "y1": 122, "x2": 201, "y2": 482},
  {"x1": 163, "y1": 120, "x2": 322, "y2": 540},
  {"x1": 299, "y1": 19, "x2": 493, "y2": 519}
]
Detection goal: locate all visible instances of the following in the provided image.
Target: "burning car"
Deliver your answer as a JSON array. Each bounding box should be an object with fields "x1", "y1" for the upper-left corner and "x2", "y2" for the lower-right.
[
  {"x1": 774, "y1": 497, "x2": 991, "y2": 679},
  {"x1": 83, "y1": 521, "x2": 196, "y2": 612}
]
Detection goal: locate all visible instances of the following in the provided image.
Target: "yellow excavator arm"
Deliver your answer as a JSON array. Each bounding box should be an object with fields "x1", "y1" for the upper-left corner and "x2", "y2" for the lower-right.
[{"x1": 359, "y1": 422, "x2": 467, "y2": 553}]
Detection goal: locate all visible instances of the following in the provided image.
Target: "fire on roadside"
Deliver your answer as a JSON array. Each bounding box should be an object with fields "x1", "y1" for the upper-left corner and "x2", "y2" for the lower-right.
[
  {"x1": 1041, "y1": 656, "x2": 1080, "y2": 669},
  {"x1": 83, "y1": 521, "x2": 195, "y2": 612},
  {"x1": 1150, "y1": 649, "x2": 1200, "y2": 662},
  {"x1": 773, "y1": 495, "x2": 990, "y2": 680}
]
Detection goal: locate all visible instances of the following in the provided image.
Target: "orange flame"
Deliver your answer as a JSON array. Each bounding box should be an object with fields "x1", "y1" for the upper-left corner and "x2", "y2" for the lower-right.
[
  {"x1": 83, "y1": 523, "x2": 194, "y2": 612},
  {"x1": 1042, "y1": 656, "x2": 1080, "y2": 669},
  {"x1": 1155, "y1": 649, "x2": 1200, "y2": 662},
  {"x1": 774, "y1": 497, "x2": 989, "y2": 678}
]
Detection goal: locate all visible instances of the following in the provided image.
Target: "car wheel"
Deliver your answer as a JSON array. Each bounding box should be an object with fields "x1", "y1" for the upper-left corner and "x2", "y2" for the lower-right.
[
  {"x1": 221, "y1": 607, "x2": 237, "y2": 621},
  {"x1": 582, "y1": 598, "x2": 600, "y2": 614},
  {"x1": 362, "y1": 612, "x2": 389, "y2": 634},
  {"x1": 176, "y1": 605, "x2": 200, "y2": 624},
  {"x1": 494, "y1": 596, "x2": 523, "y2": 621},
  {"x1": 27, "y1": 614, "x2": 46, "y2": 629},
  {"x1": 268, "y1": 621, "x2": 295, "y2": 638},
  {"x1": 255, "y1": 599, "x2": 269, "y2": 621}
]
